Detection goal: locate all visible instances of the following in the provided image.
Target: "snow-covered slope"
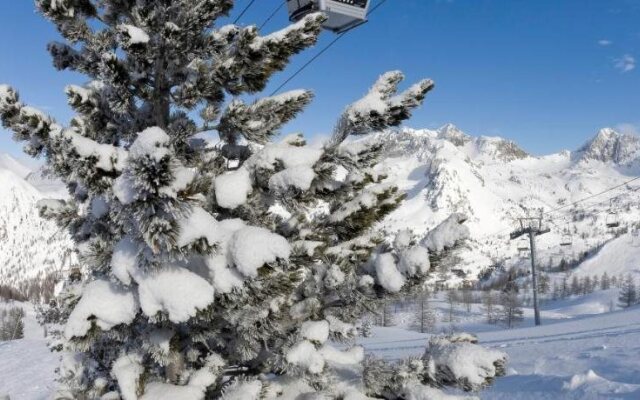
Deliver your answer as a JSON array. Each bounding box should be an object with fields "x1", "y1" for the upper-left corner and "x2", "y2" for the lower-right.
[
  {"x1": 572, "y1": 233, "x2": 640, "y2": 279},
  {"x1": 0, "y1": 154, "x2": 31, "y2": 179},
  {"x1": 355, "y1": 291, "x2": 640, "y2": 399},
  {"x1": 365, "y1": 125, "x2": 640, "y2": 282},
  {"x1": 0, "y1": 161, "x2": 73, "y2": 294}
]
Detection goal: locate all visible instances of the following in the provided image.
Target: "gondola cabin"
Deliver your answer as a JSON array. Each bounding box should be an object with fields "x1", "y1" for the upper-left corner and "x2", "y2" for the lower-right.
[{"x1": 287, "y1": 0, "x2": 370, "y2": 33}]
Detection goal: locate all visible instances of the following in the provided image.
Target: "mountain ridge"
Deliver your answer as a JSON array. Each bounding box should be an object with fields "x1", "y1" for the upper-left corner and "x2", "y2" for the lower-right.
[{"x1": 1, "y1": 124, "x2": 639, "y2": 293}]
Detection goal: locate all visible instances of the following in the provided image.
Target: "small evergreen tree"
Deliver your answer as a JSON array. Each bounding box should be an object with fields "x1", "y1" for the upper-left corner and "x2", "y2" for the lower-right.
[
  {"x1": 380, "y1": 300, "x2": 396, "y2": 327},
  {"x1": 618, "y1": 274, "x2": 638, "y2": 308},
  {"x1": 0, "y1": 306, "x2": 25, "y2": 341},
  {"x1": 601, "y1": 272, "x2": 611, "y2": 290},
  {"x1": 360, "y1": 318, "x2": 373, "y2": 338},
  {"x1": 445, "y1": 290, "x2": 458, "y2": 323},
  {"x1": 581, "y1": 276, "x2": 592, "y2": 295},
  {"x1": 498, "y1": 290, "x2": 523, "y2": 329},
  {"x1": 560, "y1": 275, "x2": 569, "y2": 298},
  {"x1": 537, "y1": 272, "x2": 550, "y2": 295},
  {"x1": 461, "y1": 284, "x2": 473, "y2": 313},
  {"x1": 570, "y1": 275, "x2": 581, "y2": 295},
  {"x1": 481, "y1": 290, "x2": 497, "y2": 324},
  {"x1": 0, "y1": 1, "x2": 496, "y2": 398},
  {"x1": 412, "y1": 292, "x2": 436, "y2": 333},
  {"x1": 611, "y1": 274, "x2": 619, "y2": 287}
]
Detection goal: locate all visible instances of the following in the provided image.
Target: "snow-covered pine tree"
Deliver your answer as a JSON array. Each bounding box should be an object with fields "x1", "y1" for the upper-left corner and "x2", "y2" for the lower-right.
[
  {"x1": 618, "y1": 274, "x2": 637, "y2": 308},
  {"x1": 498, "y1": 290, "x2": 523, "y2": 329},
  {"x1": 481, "y1": 290, "x2": 497, "y2": 324},
  {"x1": 412, "y1": 291, "x2": 436, "y2": 333},
  {"x1": 0, "y1": 306, "x2": 25, "y2": 341},
  {"x1": 601, "y1": 272, "x2": 611, "y2": 290},
  {"x1": 0, "y1": 1, "x2": 483, "y2": 398}
]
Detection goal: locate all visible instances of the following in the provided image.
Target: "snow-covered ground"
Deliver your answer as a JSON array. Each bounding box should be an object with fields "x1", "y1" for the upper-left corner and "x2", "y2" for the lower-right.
[
  {"x1": 356, "y1": 289, "x2": 640, "y2": 399},
  {"x1": 3, "y1": 290, "x2": 639, "y2": 399},
  {"x1": 0, "y1": 302, "x2": 58, "y2": 400}
]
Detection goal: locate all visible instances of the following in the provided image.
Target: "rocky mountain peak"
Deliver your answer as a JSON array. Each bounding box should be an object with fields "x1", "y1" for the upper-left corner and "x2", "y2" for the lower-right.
[
  {"x1": 437, "y1": 123, "x2": 472, "y2": 147},
  {"x1": 577, "y1": 128, "x2": 640, "y2": 164}
]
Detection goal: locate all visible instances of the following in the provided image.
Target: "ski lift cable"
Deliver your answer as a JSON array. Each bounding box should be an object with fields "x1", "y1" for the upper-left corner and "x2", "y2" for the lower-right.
[
  {"x1": 543, "y1": 176, "x2": 640, "y2": 217},
  {"x1": 259, "y1": 2, "x2": 286, "y2": 30},
  {"x1": 269, "y1": 0, "x2": 391, "y2": 96},
  {"x1": 233, "y1": 0, "x2": 258, "y2": 24},
  {"x1": 475, "y1": 176, "x2": 640, "y2": 242}
]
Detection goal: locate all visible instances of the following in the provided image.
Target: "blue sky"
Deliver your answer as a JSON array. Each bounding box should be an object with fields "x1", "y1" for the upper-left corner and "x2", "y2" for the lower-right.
[{"x1": 1, "y1": 0, "x2": 639, "y2": 163}]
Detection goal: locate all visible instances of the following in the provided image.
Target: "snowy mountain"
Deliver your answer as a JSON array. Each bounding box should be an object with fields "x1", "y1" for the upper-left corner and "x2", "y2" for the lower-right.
[
  {"x1": 1, "y1": 125, "x2": 639, "y2": 294},
  {"x1": 0, "y1": 159, "x2": 73, "y2": 296},
  {"x1": 367, "y1": 125, "x2": 640, "y2": 283}
]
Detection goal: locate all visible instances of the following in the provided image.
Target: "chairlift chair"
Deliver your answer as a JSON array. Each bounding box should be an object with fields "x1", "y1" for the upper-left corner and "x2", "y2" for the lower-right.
[
  {"x1": 605, "y1": 212, "x2": 620, "y2": 229},
  {"x1": 606, "y1": 199, "x2": 620, "y2": 229},
  {"x1": 517, "y1": 246, "x2": 530, "y2": 259},
  {"x1": 287, "y1": 0, "x2": 370, "y2": 33},
  {"x1": 560, "y1": 233, "x2": 572, "y2": 247}
]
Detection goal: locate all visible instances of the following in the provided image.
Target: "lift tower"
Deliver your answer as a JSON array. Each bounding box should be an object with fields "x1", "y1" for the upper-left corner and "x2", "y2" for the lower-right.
[{"x1": 510, "y1": 213, "x2": 550, "y2": 326}]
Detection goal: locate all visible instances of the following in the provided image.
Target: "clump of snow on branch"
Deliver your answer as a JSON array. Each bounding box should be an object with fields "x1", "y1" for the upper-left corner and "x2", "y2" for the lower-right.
[
  {"x1": 375, "y1": 252, "x2": 405, "y2": 292},
  {"x1": 214, "y1": 167, "x2": 252, "y2": 209},
  {"x1": 423, "y1": 333, "x2": 507, "y2": 391},
  {"x1": 112, "y1": 354, "x2": 144, "y2": 400},
  {"x1": 65, "y1": 280, "x2": 138, "y2": 338},
  {"x1": 229, "y1": 226, "x2": 291, "y2": 277},
  {"x1": 269, "y1": 165, "x2": 316, "y2": 192},
  {"x1": 398, "y1": 245, "x2": 430, "y2": 276},
  {"x1": 422, "y1": 213, "x2": 470, "y2": 253},
  {"x1": 110, "y1": 237, "x2": 138, "y2": 285},
  {"x1": 286, "y1": 340, "x2": 325, "y2": 374},
  {"x1": 136, "y1": 267, "x2": 214, "y2": 322},
  {"x1": 221, "y1": 379, "x2": 263, "y2": 400},
  {"x1": 120, "y1": 24, "x2": 150, "y2": 44},
  {"x1": 129, "y1": 127, "x2": 170, "y2": 161},
  {"x1": 300, "y1": 320, "x2": 330, "y2": 343}
]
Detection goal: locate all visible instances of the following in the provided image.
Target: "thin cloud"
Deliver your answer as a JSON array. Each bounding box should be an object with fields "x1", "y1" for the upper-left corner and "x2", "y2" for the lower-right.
[
  {"x1": 598, "y1": 39, "x2": 612, "y2": 46},
  {"x1": 614, "y1": 54, "x2": 636, "y2": 73},
  {"x1": 615, "y1": 123, "x2": 640, "y2": 136}
]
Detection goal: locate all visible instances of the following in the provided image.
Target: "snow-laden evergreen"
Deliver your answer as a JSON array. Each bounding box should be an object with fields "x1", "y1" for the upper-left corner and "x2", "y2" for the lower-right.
[{"x1": 0, "y1": 1, "x2": 489, "y2": 398}]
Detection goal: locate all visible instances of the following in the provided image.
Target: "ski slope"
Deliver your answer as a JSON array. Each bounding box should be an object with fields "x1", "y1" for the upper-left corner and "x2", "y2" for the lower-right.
[
  {"x1": 355, "y1": 292, "x2": 640, "y2": 399},
  {"x1": 573, "y1": 233, "x2": 640, "y2": 279},
  {"x1": 2, "y1": 286, "x2": 640, "y2": 398}
]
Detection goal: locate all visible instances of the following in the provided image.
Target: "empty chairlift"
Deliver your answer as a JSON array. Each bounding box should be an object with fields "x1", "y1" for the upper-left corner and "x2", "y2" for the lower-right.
[
  {"x1": 605, "y1": 199, "x2": 620, "y2": 229},
  {"x1": 287, "y1": 0, "x2": 371, "y2": 33}
]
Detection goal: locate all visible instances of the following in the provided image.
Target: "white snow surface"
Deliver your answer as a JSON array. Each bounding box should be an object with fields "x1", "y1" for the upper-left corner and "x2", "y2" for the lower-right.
[
  {"x1": 4, "y1": 287, "x2": 640, "y2": 399},
  {"x1": 573, "y1": 233, "x2": 640, "y2": 279}
]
